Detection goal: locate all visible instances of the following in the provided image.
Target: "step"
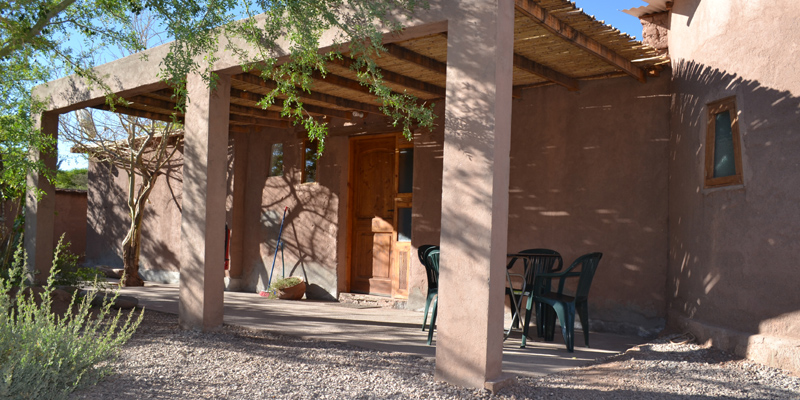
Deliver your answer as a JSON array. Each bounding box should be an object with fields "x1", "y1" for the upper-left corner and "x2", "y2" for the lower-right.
[{"x1": 338, "y1": 293, "x2": 407, "y2": 310}]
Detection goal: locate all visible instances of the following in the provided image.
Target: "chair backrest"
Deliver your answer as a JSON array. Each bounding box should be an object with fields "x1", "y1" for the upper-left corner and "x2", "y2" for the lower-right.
[
  {"x1": 418, "y1": 245, "x2": 440, "y2": 289},
  {"x1": 508, "y1": 248, "x2": 563, "y2": 286},
  {"x1": 567, "y1": 252, "x2": 603, "y2": 301}
]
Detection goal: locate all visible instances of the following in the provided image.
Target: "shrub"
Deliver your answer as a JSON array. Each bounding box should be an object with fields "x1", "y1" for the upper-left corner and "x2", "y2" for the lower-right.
[
  {"x1": 0, "y1": 241, "x2": 143, "y2": 399},
  {"x1": 50, "y1": 235, "x2": 107, "y2": 291}
]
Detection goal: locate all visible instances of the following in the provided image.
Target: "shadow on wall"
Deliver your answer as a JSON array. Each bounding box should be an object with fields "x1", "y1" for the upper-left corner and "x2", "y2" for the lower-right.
[
  {"x1": 506, "y1": 73, "x2": 672, "y2": 336},
  {"x1": 242, "y1": 137, "x2": 340, "y2": 301},
  {"x1": 669, "y1": 58, "x2": 800, "y2": 338},
  {"x1": 86, "y1": 145, "x2": 183, "y2": 273}
]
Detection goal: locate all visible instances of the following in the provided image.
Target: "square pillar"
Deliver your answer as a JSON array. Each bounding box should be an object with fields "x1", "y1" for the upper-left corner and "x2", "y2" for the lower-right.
[
  {"x1": 435, "y1": 0, "x2": 515, "y2": 389},
  {"x1": 179, "y1": 73, "x2": 231, "y2": 331},
  {"x1": 24, "y1": 111, "x2": 59, "y2": 283},
  {"x1": 226, "y1": 131, "x2": 249, "y2": 289}
]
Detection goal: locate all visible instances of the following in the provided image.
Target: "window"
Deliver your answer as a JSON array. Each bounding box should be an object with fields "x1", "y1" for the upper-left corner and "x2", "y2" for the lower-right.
[
  {"x1": 303, "y1": 140, "x2": 319, "y2": 183},
  {"x1": 269, "y1": 143, "x2": 283, "y2": 177},
  {"x1": 704, "y1": 97, "x2": 743, "y2": 188}
]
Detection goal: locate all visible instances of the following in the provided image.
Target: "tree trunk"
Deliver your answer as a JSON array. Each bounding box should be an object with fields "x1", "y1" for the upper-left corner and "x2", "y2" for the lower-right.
[{"x1": 120, "y1": 209, "x2": 145, "y2": 287}]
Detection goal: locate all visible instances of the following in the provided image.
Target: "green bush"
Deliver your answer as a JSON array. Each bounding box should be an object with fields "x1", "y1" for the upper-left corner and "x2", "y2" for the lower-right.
[
  {"x1": 0, "y1": 241, "x2": 143, "y2": 399},
  {"x1": 50, "y1": 235, "x2": 107, "y2": 291}
]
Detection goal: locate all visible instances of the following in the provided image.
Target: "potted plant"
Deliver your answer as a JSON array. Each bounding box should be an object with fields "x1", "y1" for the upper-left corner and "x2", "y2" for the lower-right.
[{"x1": 263, "y1": 276, "x2": 306, "y2": 300}]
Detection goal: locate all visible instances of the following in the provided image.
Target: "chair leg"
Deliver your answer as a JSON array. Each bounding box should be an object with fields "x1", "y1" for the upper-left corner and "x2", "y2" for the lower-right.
[
  {"x1": 551, "y1": 302, "x2": 574, "y2": 352},
  {"x1": 427, "y1": 297, "x2": 438, "y2": 345},
  {"x1": 508, "y1": 291, "x2": 520, "y2": 329},
  {"x1": 535, "y1": 301, "x2": 545, "y2": 338},
  {"x1": 543, "y1": 303, "x2": 557, "y2": 341},
  {"x1": 422, "y1": 292, "x2": 434, "y2": 331},
  {"x1": 576, "y1": 300, "x2": 590, "y2": 348},
  {"x1": 520, "y1": 295, "x2": 535, "y2": 348}
]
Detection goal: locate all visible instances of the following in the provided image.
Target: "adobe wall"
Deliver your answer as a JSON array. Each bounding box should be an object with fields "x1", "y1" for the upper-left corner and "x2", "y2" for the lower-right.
[
  {"x1": 509, "y1": 74, "x2": 672, "y2": 336},
  {"x1": 53, "y1": 189, "x2": 88, "y2": 261},
  {"x1": 85, "y1": 150, "x2": 186, "y2": 282},
  {"x1": 668, "y1": 0, "x2": 800, "y2": 372}
]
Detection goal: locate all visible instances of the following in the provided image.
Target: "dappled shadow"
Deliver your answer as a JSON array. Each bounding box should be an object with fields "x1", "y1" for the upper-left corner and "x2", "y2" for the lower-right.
[{"x1": 668, "y1": 59, "x2": 800, "y2": 339}]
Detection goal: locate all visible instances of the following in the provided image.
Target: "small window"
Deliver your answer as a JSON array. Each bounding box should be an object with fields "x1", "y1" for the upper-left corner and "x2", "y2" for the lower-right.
[
  {"x1": 303, "y1": 140, "x2": 319, "y2": 183},
  {"x1": 397, "y1": 148, "x2": 414, "y2": 194},
  {"x1": 397, "y1": 207, "x2": 412, "y2": 242},
  {"x1": 269, "y1": 143, "x2": 284, "y2": 177},
  {"x1": 704, "y1": 97, "x2": 743, "y2": 188}
]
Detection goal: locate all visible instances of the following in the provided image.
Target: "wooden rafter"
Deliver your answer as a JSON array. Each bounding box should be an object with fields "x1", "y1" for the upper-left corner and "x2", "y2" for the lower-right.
[
  {"x1": 514, "y1": 0, "x2": 646, "y2": 83},
  {"x1": 229, "y1": 114, "x2": 290, "y2": 129},
  {"x1": 232, "y1": 73, "x2": 384, "y2": 114},
  {"x1": 128, "y1": 96, "x2": 182, "y2": 114},
  {"x1": 92, "y1": 104, "x2": 182, "y2": 124},
  {"x1": 513, "y1": 53, "x2": 579, "y2": 91},
  {"x1": 383, "y1": 43, "x2": 447, "y2": 75},
  {"x1": 230, "y1": 88, "x2": 353, "y2": 120},
  {"x1": 329, "y1": 57, "x2": 446, "y2": 97},
  {"x1": 229, "y1": 104, "x2": 290, "y2": 121}
]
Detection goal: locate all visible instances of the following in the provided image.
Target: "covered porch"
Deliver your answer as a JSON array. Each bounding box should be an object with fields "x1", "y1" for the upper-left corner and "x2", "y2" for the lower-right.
[{"x1": 27, "y1": 0, "x2": 668, "y2": 390}]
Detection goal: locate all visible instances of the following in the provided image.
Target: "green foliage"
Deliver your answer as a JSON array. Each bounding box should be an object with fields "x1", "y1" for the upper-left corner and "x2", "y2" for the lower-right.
[
  {"x1": 49, "y1": 234, "x2": 106, "y2": 290},
  {"x1": 0, "y1": 240, "x2": 143, "y2": 399},
  {"x1": 54, "y1": 168, "x2": 88, "y2": 190},
  {"x1": 270, "y1": 276, "x2": 302, "y2": 291}
]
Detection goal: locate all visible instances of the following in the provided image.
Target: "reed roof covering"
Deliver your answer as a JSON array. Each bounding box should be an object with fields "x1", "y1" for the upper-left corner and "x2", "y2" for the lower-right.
[{"x1": 105, "y1": 0, "x2": 666, "y2": 129}]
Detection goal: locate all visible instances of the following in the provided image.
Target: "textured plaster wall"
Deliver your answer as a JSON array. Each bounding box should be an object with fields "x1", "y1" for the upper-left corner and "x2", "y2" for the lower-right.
[
  {"x1": 667, "y1": 0, "x2": 800, "y2": 360},
  {"x1": 238, "y1": 128, "x2": 342, "y2": 298},
  {"x1": 53, "y1": 190, "x2": 88, "y2": 261},
  {"x1": 85, "y1": 150, "x2": 185, "y2": 276},
  {"x1": 509, "y1": 74, "x2": 672, "y2": 335}
]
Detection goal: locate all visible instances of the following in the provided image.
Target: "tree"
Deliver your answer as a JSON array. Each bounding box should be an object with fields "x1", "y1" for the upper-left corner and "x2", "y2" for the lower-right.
[{"x1": 3, "y1": 0, "x2": 436, "y2": 285}]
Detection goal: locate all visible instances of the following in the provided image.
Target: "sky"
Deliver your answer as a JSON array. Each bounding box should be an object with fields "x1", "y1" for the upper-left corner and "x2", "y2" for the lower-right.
[{"x1": 56, "y1": 0, "x2": 651, "y2": 170}]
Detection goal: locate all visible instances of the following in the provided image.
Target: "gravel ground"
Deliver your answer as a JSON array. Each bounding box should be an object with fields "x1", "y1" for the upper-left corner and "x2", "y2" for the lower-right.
[{"x1": 71, "y1": 310, "x2": 800, "y2": 400}]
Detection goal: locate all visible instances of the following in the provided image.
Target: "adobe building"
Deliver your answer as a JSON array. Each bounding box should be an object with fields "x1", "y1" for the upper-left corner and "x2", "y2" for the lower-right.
[{"x1": 26, "y1": 0, "x2": 800, "y2": 389}]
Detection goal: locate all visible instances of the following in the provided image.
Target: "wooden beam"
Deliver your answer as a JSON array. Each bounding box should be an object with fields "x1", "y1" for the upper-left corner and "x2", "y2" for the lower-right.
[
  {"x1": 514, "y1": 0, "x2": 646, "y2": 83},
  {"x1": 229, "y1": 114, "x2": 290, "y2": 129},
  {"x1": 92, "y1": 104, "x2": 182, "y2": 124},
  {"x1": 232, "y1": 73, "x2": 384, "y2": 114},
  {"x1": 229, "y1": 104, "x2": 290, "y2": 121},
  {"x1": 230, "y1": 88, "x2": 352, "y2": 120},
  {"x1": 383, "y1": 43, "x2": 447, "y2": 75},
  {"x1": 329, "y1": 57, "x2": 446, "y2": 97},
  {"x1": 128, "y1": 96, "x2": 182, "y2": 114},
  {"x1": 513, "y1": 53, "x2": 579, "y2": 91}
]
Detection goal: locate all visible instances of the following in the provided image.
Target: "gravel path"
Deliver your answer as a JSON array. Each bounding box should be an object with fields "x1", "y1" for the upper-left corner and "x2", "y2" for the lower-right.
[{"x1": 71, "y1": 310, "x2": 800, "y2": 399}]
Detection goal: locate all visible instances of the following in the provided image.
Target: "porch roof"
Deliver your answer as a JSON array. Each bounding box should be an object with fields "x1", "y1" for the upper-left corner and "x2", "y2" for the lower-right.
[{"x1": 91, "y1": 0, "x2": 666, "y2": 130}]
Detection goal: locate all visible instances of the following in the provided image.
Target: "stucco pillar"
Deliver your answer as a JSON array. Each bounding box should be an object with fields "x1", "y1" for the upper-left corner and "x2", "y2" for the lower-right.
[
  {"x1": 435, "y1": 0, "x2": 514, "y2": 389},
  {"x1": 227, "y1": 131, "x2": 248, "y2": 284},
  {"x1": 179, "y1": 73, "x2": 231, "y2": 330},
  {"x1": 24, "y1": 111, "x2": 59, "y2": 284}
]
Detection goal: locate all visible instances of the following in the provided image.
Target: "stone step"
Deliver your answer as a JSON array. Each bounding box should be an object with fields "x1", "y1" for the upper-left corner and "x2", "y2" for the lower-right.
[{"x1": 338, "y1": 293, "x2": 407, "y2": 310}]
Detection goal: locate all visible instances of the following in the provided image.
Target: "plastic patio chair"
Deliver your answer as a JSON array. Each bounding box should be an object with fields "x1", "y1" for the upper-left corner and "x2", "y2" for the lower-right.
[
  {"x1": 421, "y1": 248, "x2": 440, "y2": 345},
  {"x1": 505, "y1": 249, "x2": 563, "y2": 344},
  {"x1": 530, "y1": 252, "x2": 603, "y2": 352},
  {"x1": 418, "y1": 245, "x2": 440, "y2": 332}
]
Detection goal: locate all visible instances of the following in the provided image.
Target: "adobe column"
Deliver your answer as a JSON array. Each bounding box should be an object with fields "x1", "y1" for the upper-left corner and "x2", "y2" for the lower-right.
[
  {"x1": 24, "y1": 111, "x2": 59, "y2": 283},
  {"x1": 435, "y1": 0, "x2": 515, "y2": 389},
  {"x1": 179, "y1": 73, "x2": 231, "y2": 331}
]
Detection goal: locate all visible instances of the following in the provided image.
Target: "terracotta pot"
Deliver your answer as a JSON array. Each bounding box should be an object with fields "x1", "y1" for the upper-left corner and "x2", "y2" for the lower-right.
[{"x1": 276, "y1": 279, "x2": 306, "y2": 300}]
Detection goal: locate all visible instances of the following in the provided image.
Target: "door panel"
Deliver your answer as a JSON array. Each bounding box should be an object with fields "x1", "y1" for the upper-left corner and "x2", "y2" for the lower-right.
[{"x1": 350, "y1": 136, "x2": 396, "y2": 296}]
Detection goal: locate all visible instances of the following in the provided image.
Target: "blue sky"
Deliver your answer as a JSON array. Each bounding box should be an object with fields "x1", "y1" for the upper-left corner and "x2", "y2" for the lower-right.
[{"x1": 57, "y1": 1, "x2": 650, "y2": 170}]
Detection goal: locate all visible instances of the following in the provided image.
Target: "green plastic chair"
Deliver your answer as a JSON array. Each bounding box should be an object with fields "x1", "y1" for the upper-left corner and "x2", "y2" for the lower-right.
[
  {"x1": 530, "y1": 252, "x2": 602, "y2": 352},
  {"x1": 505, "y1": 249, "x2": 562, "y2": 344},
  {"x1": 418, "y1": 245, "x2": 440, "y2": 332},
  {"x1": 421, "y1": 248, "x2": 440, "y2": 345}
]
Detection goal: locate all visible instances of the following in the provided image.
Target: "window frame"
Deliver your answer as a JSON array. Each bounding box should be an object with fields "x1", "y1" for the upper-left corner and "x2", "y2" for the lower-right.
[
  {"x1": 704, "y1": 96, "x2": 743, "y2": 188},
  {"x1": 268, "y1": 142, "x2": 284, "y2": 177},
  {"x1": 301, "y1": 139, "x2": 319, "y2": 184}
]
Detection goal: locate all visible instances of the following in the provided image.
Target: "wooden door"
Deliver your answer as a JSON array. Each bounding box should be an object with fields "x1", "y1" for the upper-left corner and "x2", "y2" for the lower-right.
[{"x1": 350, "y1": 136, "x2": 396, "y2": 295}]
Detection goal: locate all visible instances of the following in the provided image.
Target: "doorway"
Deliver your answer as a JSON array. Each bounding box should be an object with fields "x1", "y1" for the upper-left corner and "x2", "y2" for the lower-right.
[{"x1": 348, "y1": 134, "x2": 413, "y2": 298}]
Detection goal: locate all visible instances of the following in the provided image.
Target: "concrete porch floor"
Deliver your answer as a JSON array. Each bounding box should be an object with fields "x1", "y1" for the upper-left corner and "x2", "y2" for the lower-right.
[{"x1": 118, "y1": 283, "x2": 647, "y2": 378}]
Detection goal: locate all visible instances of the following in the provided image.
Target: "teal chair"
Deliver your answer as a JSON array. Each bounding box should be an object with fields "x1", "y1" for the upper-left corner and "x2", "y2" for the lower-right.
[
  {"x1": 420, "y1": 248, "x2": 440, "y2": 345},
  {"x1": 418, "y1": 245, "x2": 440, "y2": 332},
  {"x1": 530, "y1": 252, "x2": 602, "y2": 352},
  {"x1": 505, "y1": 249, "x2": 562, "y2": 343}
]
